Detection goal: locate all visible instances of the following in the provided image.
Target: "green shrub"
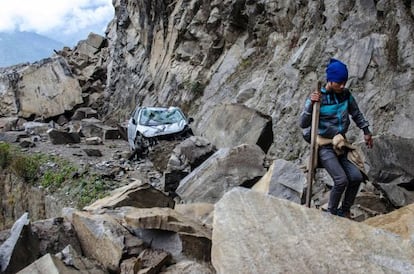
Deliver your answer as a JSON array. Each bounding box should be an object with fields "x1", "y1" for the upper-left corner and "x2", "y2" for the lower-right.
[
  {"x1": 40, "y1": 165, "x2": 76, "y2": 189},
  {"x1": 10, "y1": 155, "x2": 39, "y2": 182},
  {"x1": 240, "y1": 58, "x2": 252, "y2": 70},
  {"x1": 0, "y1": 142, "x2": 116, "y2": 209},
  {"x1": 77, "y1": 178, "x2": 109, "y2": 208},
  {"x1": 0, "y1": 142, "x2": 11, "y2": 169},
  {"x1": 183, "y1": 80, "x2": 205, "y2": 95}
]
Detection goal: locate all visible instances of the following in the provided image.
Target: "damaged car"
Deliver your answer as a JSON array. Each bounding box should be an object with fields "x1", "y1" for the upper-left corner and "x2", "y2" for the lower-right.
[{"x1": 127, "y1": 106, "x2": 193, "y2": 158}]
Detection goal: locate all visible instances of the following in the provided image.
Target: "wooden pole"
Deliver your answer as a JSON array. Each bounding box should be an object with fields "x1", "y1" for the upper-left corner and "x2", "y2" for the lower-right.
[{"x1": 306, "y1": 81, "x2": 321, "y2": 208}]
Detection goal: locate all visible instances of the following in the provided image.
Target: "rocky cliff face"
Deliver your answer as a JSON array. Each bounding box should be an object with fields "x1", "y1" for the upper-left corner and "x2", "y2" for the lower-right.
[
  {"x1": 1, "y1": 0, "x2": 413, "y2": 164},
  {"x1": 1, "y1": 1, "x2": 414, "y2": 272},
  {"x1": 104, "y1": 0, "x2": 414, "y2": 162}
]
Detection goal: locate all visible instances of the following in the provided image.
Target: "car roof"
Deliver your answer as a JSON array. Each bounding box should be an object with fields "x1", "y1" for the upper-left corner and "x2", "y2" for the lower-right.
[{"x1": 139, "y1": 106, "x2": 180, "y2": 111}]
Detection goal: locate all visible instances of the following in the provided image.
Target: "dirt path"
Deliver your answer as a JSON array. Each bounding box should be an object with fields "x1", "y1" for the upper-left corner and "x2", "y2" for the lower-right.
[{"x1": 24, "y1": 137, "x2": 132, "y2": 168}]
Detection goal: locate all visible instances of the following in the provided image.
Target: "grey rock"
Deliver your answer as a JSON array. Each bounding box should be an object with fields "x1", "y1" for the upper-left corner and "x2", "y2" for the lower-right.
[
  {"x1": 83, "y1": 180, "x2": 175, "y2": 211},
  {"x1": 17, "y1": 254, "x2": 79, "y2": 274},
  {"x1": 85, "y1": 136, "x2": 103, "y2": 145},
  {"x1": 363, "y1": 135, "x2": 414, "y2": 207},
  {"x1": 71, "y1": 211, "x2": 130, "y2": 273},
  {"x1": 23, "y1": 122, "x2": 50, "y2": 135},
  {"x1": 0, "y1": 117, "x2": 19, "y2": 133},
  {"x1": 159, "y1": 260, "x2": 214, "y2": 274},
  {"x1": 122, "y1": 207, "x2": 211, "y2": 262},
  {"x1": 19, "y1": 138, "x2": 35, "y2": 148},
  {"x1": 252, "y1": 159, "x2": 306, "y2": 204},
  {"x1": 176, "y1": 144, "x2": 266, "y2": 204},
  {"x1": 212, "y1": 188, "x2": 414, "y2": 273},
  {"x1": 83, "y1": 148, "x2": 103, "y2": 157},
  {"x1": 31, "y1": 217, "x2": 82, "y2": 256},
  {"x1": 195, "y1": 103, "x2": 273, "y2": 153},
  {"x1": 136, "y1": 249, "x2": 172, "y2": 274},
  {"x1": 166, "y1": 136, "x2": 216, "y2": 172},
  {"x1": 0, "y1": 131, "x2": 27, "y2": 143},
  {"x1": 174, "y1": 203, "x2": 214, "y2": 228},
  {"x1": 55, "y1": 244, "x2": 106, "y2": 273},
  {"x1": 0, "y1": 57, "x2": 83, "y2": 119},
  {"x1": 47, "y1": 128, "x2": 81, "y2": 145},
  {"x1": 164, "y1": 136, "x2": 216, "y2": 193},
  {"x1": 71, "y1": 107, "x2": 99, "y2": 121},
  {"x1": 0, "y1": 213, "x2": 39, "y2": 274},
  {"x1": 80, "y1": 118, "x2": 120, "y2": 140}
]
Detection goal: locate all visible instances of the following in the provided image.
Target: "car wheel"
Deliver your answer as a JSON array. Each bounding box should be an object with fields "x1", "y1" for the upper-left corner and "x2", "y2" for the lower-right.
[
  {"x1": 134, "y1": 133, "x2": 150, "y2": 157},
  {"x1": 183, "y1": 127, "x2": 194, "y2": 139}
]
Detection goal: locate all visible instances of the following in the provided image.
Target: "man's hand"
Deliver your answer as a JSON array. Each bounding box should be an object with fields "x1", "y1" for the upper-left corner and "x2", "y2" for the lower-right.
[
  {"x1": 364, "y1": 134, "x2": 373, "y2": 149},
  {"x1": 310, "y1": 91, "x2": 321, "y2": 104}
]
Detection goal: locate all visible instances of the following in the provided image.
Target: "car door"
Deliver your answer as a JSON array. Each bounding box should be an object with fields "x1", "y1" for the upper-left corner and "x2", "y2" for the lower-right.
[{"x1": 127, "y1": 107, "x2": 141, "y2": 150}]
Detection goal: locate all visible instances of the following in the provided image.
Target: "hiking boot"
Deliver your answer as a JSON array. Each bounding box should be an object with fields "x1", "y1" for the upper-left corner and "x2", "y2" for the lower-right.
[
  {"x1": 337, "y1": 209, "x2": 352, "y2": 219},
  {"x1": 320, "y1": 207, "x2": 337, "y2": 217},
  {"x1": 327, "y1": 207, "x2": 338, "y2": 215}
]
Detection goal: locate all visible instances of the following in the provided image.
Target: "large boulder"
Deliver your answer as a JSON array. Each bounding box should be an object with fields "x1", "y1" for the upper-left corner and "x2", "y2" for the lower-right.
[
  {"x1": 83, "y1": 180, "x2": 175, "y2": 211},
  {"x1": 0, "y1": 118, "x2": 20, "y2": 133},
  {"x1": 71, "y1": 210, "x2": 136, "y2": 273},
  {"x1": 212, "y1": 188, "x2": 414, "y2": 273},
  {"x1": 0, "y1": 57, "x2": 82, "y2": 119},
  {"x1": 164, "y1": 136, "x2": 216, "y2": 193},
  {"x1": 31, "y1": 217, "x2": 81, "y2": 257},
  {"x1": 176, "y1": 144, "x2": 266, "y2": 204},
  {"x1": 194, "y1": 103, "x2": 273, "y2": 153},
  {"x1": 122, "y1": 206, "x2": 212, "y2": 262},
  {"x1": 0, "y1": 213, "x2": 39, "y2": 273},
  {"x1": 363, "y1": 135, "x2": 414, "y2": 207}
]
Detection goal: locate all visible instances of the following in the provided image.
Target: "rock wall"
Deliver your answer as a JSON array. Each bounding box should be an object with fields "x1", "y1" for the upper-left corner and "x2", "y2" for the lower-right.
[
  {"x1": 103, "y1": 0, "x2": 414, "y2": 162},
  {"x1": 0, "y1": 173, "x2": 45, "y2": 230}
]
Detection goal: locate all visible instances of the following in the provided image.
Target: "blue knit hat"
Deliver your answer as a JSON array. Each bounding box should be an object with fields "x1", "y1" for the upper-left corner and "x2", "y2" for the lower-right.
[{"x1": 326, "y1": 58, "x2": 348, "y2": 83}]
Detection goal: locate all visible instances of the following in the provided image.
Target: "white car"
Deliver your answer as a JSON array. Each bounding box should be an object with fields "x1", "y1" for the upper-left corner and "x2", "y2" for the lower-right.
[{"x1": 127, "y1": 106, "x2": 193, "y2": 157}]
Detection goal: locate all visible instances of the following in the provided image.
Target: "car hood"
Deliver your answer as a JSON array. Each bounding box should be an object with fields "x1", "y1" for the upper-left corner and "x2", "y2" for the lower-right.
[{"x1": 137, "y1": 120, "x2": 187, "y2": 138}]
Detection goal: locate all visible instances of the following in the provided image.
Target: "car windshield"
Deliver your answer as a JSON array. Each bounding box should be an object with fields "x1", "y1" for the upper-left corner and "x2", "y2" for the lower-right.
[{"x1": 139, "y1": 108, "x2": 185, "y2": 126}]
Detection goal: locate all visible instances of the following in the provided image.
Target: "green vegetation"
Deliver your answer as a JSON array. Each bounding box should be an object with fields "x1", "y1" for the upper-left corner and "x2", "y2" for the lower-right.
[
  {"x1": 10, "y1": 155, "x2": 40, "y2": 183},
  {"x1": 240, "y1": 58, "x2": 252, "y2": 70},
  {"x1": 0, "y1": 142, "x2": 11, "y2": 169},
  {"x1": 76, "y1": 177, "x2": 110, "y2": 208},
  {"x1": 0, "y1": 141, "x2": 113, "y2": 209},
  {"x1": 40, "y1": 164, "x2": 77, "y2": 189},
  {"x1": 184, "y1": 80, "x2": 205, "y2": 95}
]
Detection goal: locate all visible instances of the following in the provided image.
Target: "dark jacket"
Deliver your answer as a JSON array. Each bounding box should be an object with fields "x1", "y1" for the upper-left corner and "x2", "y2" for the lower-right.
[{"x1": 299, "y1": 87, "x2": 370, "y2": 142}]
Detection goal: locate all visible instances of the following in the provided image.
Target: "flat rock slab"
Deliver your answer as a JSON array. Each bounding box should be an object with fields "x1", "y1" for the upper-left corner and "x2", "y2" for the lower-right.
[
  {"x1": 84, "y1": 180, "x2": 174, "y2": 211},
  {"x1": 364, "y1": 203, "x2": 414, "y2": 240},
  {"x1": 212, "y1": 188, "x2": 414, "y2": 274},
  {"x1": 18, "y1": 254, "x2": 79, "y2": 274},
  {"x1": 122, "y1": 207, "x2": 211, "y2": 261}
]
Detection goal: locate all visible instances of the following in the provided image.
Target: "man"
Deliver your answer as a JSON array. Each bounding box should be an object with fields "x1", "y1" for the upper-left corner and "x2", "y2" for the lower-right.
[{"x1": 299, "y1": 58, "x2": 373, "y2": 217}]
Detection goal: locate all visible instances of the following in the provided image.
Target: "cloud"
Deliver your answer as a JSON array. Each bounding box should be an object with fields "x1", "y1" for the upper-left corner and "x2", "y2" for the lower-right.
[{"x1": 0, "y1": 0, "x2": 113, "y2": 37}]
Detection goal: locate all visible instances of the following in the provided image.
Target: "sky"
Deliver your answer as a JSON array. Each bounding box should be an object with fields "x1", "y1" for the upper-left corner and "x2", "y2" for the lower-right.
[{"x1": 0, "y1": 0, "x2": 114, "y2": 46}]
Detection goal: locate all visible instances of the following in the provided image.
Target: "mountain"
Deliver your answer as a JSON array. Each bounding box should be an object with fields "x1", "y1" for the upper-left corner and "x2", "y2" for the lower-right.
[{"x1": 0, "y1": 31, "x2": 65, "y2": 68}]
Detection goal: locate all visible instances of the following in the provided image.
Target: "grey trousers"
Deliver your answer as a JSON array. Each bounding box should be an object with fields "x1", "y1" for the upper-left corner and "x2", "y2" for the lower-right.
[{"x1": 318, "y1": 145, "x2": 363, "y2": 214}]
